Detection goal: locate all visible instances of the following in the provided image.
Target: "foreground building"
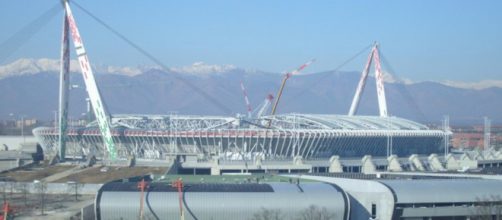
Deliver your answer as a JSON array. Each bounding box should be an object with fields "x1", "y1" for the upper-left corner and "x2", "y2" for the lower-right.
[
  {"x1": 96, "y1": 182, "x2": 349, "y2": 220},
  {"x1": 95, "y1": 175, "x2": 502, "y2": 220}
]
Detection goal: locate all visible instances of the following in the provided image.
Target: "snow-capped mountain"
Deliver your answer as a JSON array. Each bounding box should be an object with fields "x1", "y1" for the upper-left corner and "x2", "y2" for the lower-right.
[{"x1": 0, "y1": 58, "x2": 500, "y2": 124}]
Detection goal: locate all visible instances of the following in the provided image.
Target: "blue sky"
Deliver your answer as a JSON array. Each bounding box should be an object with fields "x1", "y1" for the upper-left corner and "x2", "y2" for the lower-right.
[{"x1": 0, "y1": 0, "x2": 501, "y2": 82}]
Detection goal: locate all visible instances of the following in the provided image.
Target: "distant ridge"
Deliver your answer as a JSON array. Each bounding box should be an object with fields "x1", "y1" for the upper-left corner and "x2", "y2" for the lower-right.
[{"x1": 0, "y1": 58, "x2": 501, "y2": 125}]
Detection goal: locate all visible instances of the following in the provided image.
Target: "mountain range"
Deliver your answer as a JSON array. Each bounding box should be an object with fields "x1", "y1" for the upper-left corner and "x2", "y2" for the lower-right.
[{"x1": 0, "y1": 58, "x2": 500, "y2": 125}]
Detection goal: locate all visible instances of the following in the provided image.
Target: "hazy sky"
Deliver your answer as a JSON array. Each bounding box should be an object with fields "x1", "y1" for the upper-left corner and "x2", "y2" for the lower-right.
[{"x1": 0, "y1": 0, "x2": 501, "y2": 82}]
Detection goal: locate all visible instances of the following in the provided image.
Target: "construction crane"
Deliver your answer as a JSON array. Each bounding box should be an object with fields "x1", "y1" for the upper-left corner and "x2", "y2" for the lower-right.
[
  {"x1": 137, "y1": 179, "x2": 149, "y2": 220},
  {"x1": 240, "y1": 81, "x2": 253, "y2": 118},
  {"x1": 254, "y1": 94, "x2": 274, "y2": 118},
  {"x1": 348, "y1": 43, "x2": 388, "y2": 117},
  {"x1": 63, "y1": 0, "x2": 118, "y2": 159},
  {"x1": 171, "y1": 178, "x2": 185, "y2": 220},
  {"x1": 269, "y1": 59, "x2": 315, "y2": 125},
  {"x1": 0, "y1": 201, "x2": 13, "y2": 220}
]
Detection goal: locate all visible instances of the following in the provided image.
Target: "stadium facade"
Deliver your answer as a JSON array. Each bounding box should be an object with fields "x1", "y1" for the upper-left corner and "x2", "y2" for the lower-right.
[{"x1": 33, "y1": 113, "x2": 446, "y2": 160}]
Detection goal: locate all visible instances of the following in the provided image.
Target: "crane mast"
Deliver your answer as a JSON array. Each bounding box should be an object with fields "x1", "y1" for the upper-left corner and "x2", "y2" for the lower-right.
[
  {"x1": 269, "y1": 59, "x2": 315, "y2": 117},
  {"x1": 63, "y1": 0, "x2": 117, "y2": 159},
  {"x1": 240, "y1": 81, "x2": 252, "y2": 118},
  {"x1": 255, "y1": 94, "x2": 274, "y2": 118}
]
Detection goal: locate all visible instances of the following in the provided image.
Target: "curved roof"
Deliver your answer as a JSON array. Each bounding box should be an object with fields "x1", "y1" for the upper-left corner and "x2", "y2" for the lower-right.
[
  {"x1": 273, "y1": 114, "x2": 430, "y2": 130},
  {"x1": 83, "y1": 113, "x2": 435, "y2": 131},
  {"x1": 97, "y1": 182, "x2": 349, "y2": 220},
  {"x1": 379, "y1": 179, "x2": 502, "y2": 204}
]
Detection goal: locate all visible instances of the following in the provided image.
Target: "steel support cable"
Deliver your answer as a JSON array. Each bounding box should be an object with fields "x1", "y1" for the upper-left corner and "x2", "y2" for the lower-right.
[
  {"x1": 182, "y1": 185, "x2": 199, "y2": 220},
  {"x1": 378, "y1": 51, "x2": 428, "y2": 122},
  {"x1": 71, "y1": 1, "x2": 233, "y2": 115},
  {"x1": 145, "y1": 186, "x2": 160, "y2": 220},
  {"x1": 0, "y1": 3, "x2": 60, "y2": 64},
  {"x1": 99, "y1": 75, "x2": 243, "y2": 109},
  {"x1": 283, "y1": 44, "x2": 373, "y2": 104}
]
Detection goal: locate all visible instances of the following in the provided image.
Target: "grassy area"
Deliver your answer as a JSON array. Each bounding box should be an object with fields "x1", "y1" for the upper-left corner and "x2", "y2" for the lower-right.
[
  {"x1": 0, "y1": 163, "x2": 168, "y2": 183},
  {"x1": 55, "y1": 166, "x2": 168, "y2": 183}
]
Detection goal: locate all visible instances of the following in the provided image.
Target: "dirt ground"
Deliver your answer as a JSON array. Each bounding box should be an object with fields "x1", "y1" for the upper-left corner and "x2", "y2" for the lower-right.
[
  {"x1": 0, "y1": 164, "x2": 76, "y2": 182},
  {"x1": 55, "y1": 166, "x2": 168, "y2": 183}
]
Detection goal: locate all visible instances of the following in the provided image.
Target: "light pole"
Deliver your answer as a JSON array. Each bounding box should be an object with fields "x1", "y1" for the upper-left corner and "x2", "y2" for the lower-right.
[
  {"x1": 9, "y1": 113, "x2": 25, "y2": 143},
  {"x1": 21, "y1": 115, "x2": 25, "y2": 143},
  {"x1": 8, "y1": 113, "x2": 14, "y2": 135},
  {"x1": 53, "y1": 110, "x2": 58, "y2": 129}
]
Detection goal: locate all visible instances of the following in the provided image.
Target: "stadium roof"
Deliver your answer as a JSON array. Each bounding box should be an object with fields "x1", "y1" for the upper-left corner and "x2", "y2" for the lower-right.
[
  {"x1": 101, "y1": 113, "x2": 435, "y2": 131},
  {"x1": 272, "y1": 114, "x2": 430, "y2": 130}
]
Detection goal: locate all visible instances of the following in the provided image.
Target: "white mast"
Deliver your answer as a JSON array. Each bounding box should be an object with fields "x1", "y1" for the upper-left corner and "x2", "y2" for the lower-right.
[
  {"x1": 240, "y1": 81, "x2": 252, "y2": 118},
  {"x1": 348, "y1": 45, "x2": 374, "y2": 116},
  {"x1": 348, "y1": 43, "x2": 388, "y2": 117},
  {"x1": 255, "y1": 94, "x2": 274, "y2": 118},
  {"x1": 63, "y1": 0, "x2": 117, "y2": 159},
  {"x1": 373, "y1": 44, "x2": 388, "y2": 117},
  {"x1": 58, "y1": 8, "x2": 70, "y2": 161}
]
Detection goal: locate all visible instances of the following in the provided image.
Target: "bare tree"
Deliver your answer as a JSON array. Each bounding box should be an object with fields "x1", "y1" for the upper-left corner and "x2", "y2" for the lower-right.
[
  {"x1": 296, "y1": 205, "x2": 336, "y2": 220},
  {"x1": 249, "y1": 207, "x2": 284, "y2": 220},
  {"x1": 66, "y1": 181, "x2": 84, "y2": 201},
  {"x1": 34, "y1": 180, "x2": 48, "y2": 215},
  {"x1": 7, "y1": 181, "x2": 15, "y2": 197},
  {"x1": 16, "y1": 182, "x2": 29, "y2": 205},
  {"x1": 0, "y1": 182, "x2": 8, "y2": 202}
]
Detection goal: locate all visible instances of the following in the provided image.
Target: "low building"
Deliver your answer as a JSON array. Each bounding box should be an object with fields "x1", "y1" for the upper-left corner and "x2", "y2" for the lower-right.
[{"x1": 94, "y1": 174, "x2": 502, "y2": 220}]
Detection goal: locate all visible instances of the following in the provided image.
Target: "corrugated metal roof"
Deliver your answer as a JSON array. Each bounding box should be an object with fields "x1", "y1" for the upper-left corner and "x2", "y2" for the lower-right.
[
  {"x1": 379, "y1": 179, "x2": 502, "y2": 204},
  {"x1": 97, "y1": 182, "x2": 349, "y2": 220},
  {"x1": 291, "y1": 114, "x2": 429, "y2": 130},
  {"x1": 85, "y1": 113, "x2": 433, "y2": 131},
  {"x1": 100, "y1": 182, "x2": 274, "y2": 192}
]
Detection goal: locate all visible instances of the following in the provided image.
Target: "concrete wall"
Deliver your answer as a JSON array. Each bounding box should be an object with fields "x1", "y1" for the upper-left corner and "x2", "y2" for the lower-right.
[
  {"x1": 81, "y1": 203, "x2": 95, "y2": 220},
  {"x1": 0, "y1": 135, "x2": 37, "y2": 151},
  {"x1": 287, "y1": 175, "x2": 395, "y2": 220}
]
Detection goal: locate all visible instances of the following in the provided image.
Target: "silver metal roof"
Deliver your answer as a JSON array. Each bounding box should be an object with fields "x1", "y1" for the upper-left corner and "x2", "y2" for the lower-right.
[
  {"x1": 273, "y1": 114, "x2": 430, "y2": 130},
  {"x1": 379, "y1": 179, "x2": 502, "y2": 204},
  {"x1": 91, "y1": 113, "x2": 434, "y2": 131},
  {"x1": 97, "y1": 182, "x2": 349, "y2": 220}
]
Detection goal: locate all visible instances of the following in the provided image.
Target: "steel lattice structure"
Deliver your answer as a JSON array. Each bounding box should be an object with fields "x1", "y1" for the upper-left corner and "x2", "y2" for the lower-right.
[{"x1": 33, "y1": 114, "x2": 446, "y2": 160}]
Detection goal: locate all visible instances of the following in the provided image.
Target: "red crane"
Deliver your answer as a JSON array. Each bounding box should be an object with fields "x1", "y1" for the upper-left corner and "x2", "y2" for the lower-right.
[
  {"x1": 270, "y1": 59, "x2": 315, "y2": 117},
  {"x1": 268, "y1": 59, "x2": 315, "y2": 127},
  {"x1": 137, "y1": 179, "x2": 149, "y2": 220},
  {"x1": 0, "y1": 201, "x2": 13, "y2": 220},
  {"x1": 171, "y1": 178, "x2": 185, "y2": 220}
]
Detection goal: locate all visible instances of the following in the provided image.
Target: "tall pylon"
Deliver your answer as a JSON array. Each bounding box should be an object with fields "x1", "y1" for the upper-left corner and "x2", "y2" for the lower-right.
[
  {"x1": 58, "y1": 5, "x2": 70, "y2": 161},
  {"x1": 348, "y1": 43, "x2": 388, "y2": 117},
  {"x1": 62, "y1": 0, "x2": 117, "y2": 159}
]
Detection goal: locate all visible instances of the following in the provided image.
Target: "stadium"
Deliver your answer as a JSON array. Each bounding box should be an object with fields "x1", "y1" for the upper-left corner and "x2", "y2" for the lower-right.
[
  {"x1": 31, "y1": 8, "x2": 447, "y2": 161},
  {"x1": 33, "y1": 113, "x2": 446, "y2": 160}
]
